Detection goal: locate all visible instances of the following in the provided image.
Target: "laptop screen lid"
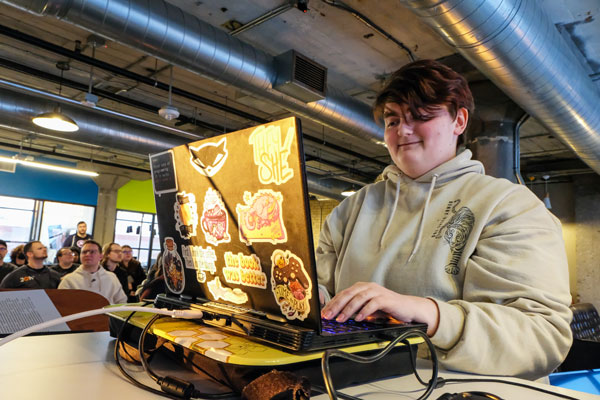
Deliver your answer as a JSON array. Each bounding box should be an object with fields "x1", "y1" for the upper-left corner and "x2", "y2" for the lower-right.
[{"x1": 150, "y1": 117, "x2": 323, "y2": 332}]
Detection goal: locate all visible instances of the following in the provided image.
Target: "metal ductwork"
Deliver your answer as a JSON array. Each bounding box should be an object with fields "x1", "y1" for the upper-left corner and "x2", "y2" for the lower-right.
[
  {"x1": 3, "y1": 0, "x2": 383, "y2": 144},
  {"x1": 0, "y1": 79, "x2": 348, "y2": 200},
  {"x1": 399, "y1": 0, "x2": 600, "y2": 175}
]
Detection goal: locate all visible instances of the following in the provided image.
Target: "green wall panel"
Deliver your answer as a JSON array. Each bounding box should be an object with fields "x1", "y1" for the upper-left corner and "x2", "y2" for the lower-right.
[{"x1": 116, "y1": 179, "x2": 156, "y2": 213}]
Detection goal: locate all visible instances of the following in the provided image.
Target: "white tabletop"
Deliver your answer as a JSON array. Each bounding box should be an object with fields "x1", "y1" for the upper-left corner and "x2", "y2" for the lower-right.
[{"x1": 0, "y1": 332, "x2": 596, "y2": 399}]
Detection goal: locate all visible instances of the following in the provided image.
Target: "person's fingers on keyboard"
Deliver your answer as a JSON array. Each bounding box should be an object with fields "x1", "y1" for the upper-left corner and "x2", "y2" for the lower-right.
[{"x1": 321, "y1": 282, "x2": 367, "y2": 320}]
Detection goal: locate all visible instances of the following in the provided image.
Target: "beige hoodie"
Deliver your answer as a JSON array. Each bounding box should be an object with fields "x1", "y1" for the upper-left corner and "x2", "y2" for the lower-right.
[{"x1": 316, "y1": 150, "x2": 572, "y2": 379}]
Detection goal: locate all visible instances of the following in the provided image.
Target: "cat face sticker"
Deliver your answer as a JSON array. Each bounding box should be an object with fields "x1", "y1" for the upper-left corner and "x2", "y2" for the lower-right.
[
  {"x1": 270, "y1": 249, "x2": 312, "y2": 321},
  {"x1": 174, "y1": 191, "x2": 198, "y2": 239},
  {"x1": 188, "y1": 137, "x2": 228, "y2": 177},
  {"x1": 201, "y1": 188, "x2": 231, "y2": 246},
  {"x1": 236, "y1": 190, "x2": 287, "y2": 246}
]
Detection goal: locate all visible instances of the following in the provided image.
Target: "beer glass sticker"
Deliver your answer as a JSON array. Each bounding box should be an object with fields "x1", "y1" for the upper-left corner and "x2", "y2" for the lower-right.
[
  {"x1": 162, "y1": 237, "x2": 185, "y2": 294},
  {"x1": 174, "y1": 191, "x2": 198, "y2": 239},
  {"x1": 207, "y1": 276, "x2": 248, "y2": 305},
  {"x1": 201, "y1": 188, "x2": 231, "y2": 246},
  {"x1": 150, "y1": 150, "x2": 178, "y2": 196},
  {"x1": 188, "y1": 137, "x2": 228, "y2": 177},
  {"x1": 236, "y1": 190, "x2": 287, "y2": 245},
  {"x1": 248, "y1": 124, "x2": 294, "y2": 185},
  {"x1": 181, "y1": 244, "x2": 217, "y2": 284},
  {"x1": 270, "y1": 249, "x2": 312, "y2": 321}
]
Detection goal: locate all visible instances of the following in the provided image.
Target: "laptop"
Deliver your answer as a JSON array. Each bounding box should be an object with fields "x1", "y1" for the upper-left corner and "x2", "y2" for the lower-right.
[{"x1": 149, "y1": 116, "x2": 427, "y2": 352}]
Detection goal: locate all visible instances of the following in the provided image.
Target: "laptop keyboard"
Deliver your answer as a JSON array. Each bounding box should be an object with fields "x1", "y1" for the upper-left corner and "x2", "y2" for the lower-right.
[{"x1": 321, "y1": 318, "x2": 388, "y2": 335}]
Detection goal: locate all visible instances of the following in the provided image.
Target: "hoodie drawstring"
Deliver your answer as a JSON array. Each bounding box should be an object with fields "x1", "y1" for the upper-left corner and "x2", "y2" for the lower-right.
[
  {"x1": 379, "y1": 177, "x2": 402, "y2": 248},
  {"x1": 407, "y1": 174, "x2": 438, "y2": 263}
]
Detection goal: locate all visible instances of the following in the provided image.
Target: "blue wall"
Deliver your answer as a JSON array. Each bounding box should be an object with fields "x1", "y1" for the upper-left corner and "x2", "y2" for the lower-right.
[{"x1": 0, "y1": 150, "x2": 98, "y2": 205}]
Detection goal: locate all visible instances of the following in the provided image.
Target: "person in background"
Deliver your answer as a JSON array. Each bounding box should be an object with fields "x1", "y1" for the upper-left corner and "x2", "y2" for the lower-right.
[
  {"x1": 0, "y1": 239, "x2": 17, "y2": 283},
  {"x1": 317, "y1": 59, "x2": 572, "y2": 380},
  {"x1": 120, "y1": 245, "x2": 146, "y2": 302},
  {"x1": 70, "y1": 246, "x2": 81, "y2": 264},
  {"x1": 10, "y1": 244, "x2": 27, "y2": 267},
  {"x1": 136, "y1": 252, "x2": 165, "y2": 301},
  {"x1": 0, "y1": 241, "x2": 60, "y2": 289},
  {"x1": 50, "y1": 247, "x2": 78, "y2": 278},
  {"x1": 101, "y1": 242, "x2": 129, "y2": 300},
  {"x1": 62, "y1": 221, "x2": 92, "y2": 249},
  {"x1": 58, "y1": 240, "x2": 127, "y2": 304}
]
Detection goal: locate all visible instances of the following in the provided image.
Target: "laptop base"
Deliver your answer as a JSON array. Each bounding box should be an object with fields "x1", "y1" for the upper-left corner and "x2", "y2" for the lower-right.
[{"x1": 108, "y1": 309, "x2": 423, "y2": 394}]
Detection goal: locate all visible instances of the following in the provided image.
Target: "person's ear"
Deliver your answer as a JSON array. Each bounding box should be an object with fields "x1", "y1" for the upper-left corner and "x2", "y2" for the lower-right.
[{"x1": 453, "y1": 107, "x2": 469, "y2": 136}]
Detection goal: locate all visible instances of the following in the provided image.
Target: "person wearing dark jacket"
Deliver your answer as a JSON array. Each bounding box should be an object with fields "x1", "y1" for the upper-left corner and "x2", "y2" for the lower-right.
[
  {"x1": 50, "y1": 247, "x2": 79, "y2": 278},
  {"x1": 101, "y1": 242, "x2": 129, "y2": 300},
  {"x1": 0, "y1": 241, "x2": 60, "y2": 289},
  {"x1": 0, "y1": 239, "x2": 17, "y2": 283},
  {"x1": 62, "y1": 221, "x2": 92, "y2": 249},
  {"x1": 120, "y1": 245, "x2": 146, "y2": 302}
]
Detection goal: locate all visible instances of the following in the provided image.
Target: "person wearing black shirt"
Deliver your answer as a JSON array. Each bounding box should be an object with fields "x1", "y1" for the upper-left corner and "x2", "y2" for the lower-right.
[
  {"x1": 50, "y1": 247, "x2": 79, "y2": 278},
  {"x1": 120, "y1": 245, "x2": 146, "y2": 301},
  {"x1": 62, "y1": 221, "x2": 92, "y2": 249},
  {"x1": 101, "y1": 242, "x2": 129, "y2": 300},
  {"x1": 0, "y1": 241, "x2": 60, "y2": 289},
  {"x1": 0, "y1": 239, "x2": 17, "y2": 283}
]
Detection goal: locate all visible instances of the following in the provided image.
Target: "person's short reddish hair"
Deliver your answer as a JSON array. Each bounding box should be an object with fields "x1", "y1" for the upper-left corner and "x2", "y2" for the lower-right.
[{"x1": 373, "y1": 59, "x2": 474, "y2": 123}]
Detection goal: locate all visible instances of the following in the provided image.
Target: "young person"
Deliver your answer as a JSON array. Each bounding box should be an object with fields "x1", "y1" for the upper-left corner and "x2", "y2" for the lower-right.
[
  {"x1": 59, "y1": 240, "x2": 127, "y2": 304},
  {"x1": 0, "y1": 241, "x2": 60, "y2": 289},
  {"x1": 317, "y1": 59, "x2": 572, "y2": 380},
  {"x1": 62, "y1": 221, "x2": 92, "y2": 249}
]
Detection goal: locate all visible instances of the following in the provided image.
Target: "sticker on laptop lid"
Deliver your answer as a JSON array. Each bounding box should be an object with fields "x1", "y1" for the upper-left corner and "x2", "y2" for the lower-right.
[
  {"x1": 174, "y1": 191, "x2": 198, "y2": 239},
  {"x1": 200, "y1": 188, "x2": 231, "y2": 246},
  {"x1": 249, "y1": 124, "x2": 294, "y2": 185},
  {"x1": 270, "y1": 249, "x2": 312, "y2": 321},
  {"x1": 182, "y1": 244, "x2": 217, "y2": 283},
  {"x1": 163, "y1": 237, "x2": 184, "y2": 294},
  {"x1": 188, "y1": 137, "x2": 228, "y2": 177},
  {"x1": 223, "y1": 251, "x2": 267, "y2": 289},
  {"x1": 207, "y1": 276, "x2": 248, "y2": 305},
  {"x1": 236, "y1": 190, "x2": 287, "y2": 246}
]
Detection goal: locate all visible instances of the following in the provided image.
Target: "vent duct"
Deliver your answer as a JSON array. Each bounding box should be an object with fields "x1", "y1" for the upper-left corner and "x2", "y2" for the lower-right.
[
  {"x1": 3, "y1": 0, "x2": 383, "y2": 144},
  {"x1": 274, "y1": 50, "x2": 327, "y2": 102},
  {"x1": 0, "y1": 78, "x2": 347, "y2": 200},
  {"x1": 399, "y1": 0, "x2": 600, "y2": 175}
]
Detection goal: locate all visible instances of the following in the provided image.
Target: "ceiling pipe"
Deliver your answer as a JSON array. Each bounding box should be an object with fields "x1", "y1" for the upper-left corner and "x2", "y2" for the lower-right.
[
  {"x1": 3, "y1": 0, "x2": 384, "y2": 145},
  {"x1": 399, "y1": 0, "x2": 600, "y2": 176},
  {"x1": 0, "y1": 79, "x2": 347, "y2": 200}
]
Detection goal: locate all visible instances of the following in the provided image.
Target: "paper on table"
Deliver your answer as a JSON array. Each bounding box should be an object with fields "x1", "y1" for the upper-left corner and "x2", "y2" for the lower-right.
[{"x1": 0, "y1": 290, "x2": 70, "y2": 334}]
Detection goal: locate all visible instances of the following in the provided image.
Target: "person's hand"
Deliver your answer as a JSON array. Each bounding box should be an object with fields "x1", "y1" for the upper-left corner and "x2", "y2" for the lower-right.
[
  {"x1": 318, "y1": 287, "x2": 327, "y2": 307},
  {"x1": 320, "y1": 282, "x2": 440, "y2": 336}
]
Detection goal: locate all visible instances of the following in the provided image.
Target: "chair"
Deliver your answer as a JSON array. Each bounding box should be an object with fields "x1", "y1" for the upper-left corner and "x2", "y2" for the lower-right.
[{"x1": 557, "y1": 302, "x2": 600, "y2": 371}]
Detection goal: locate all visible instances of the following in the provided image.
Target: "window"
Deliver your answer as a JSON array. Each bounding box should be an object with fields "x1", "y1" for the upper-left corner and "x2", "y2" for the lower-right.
[
  {"x1": 114, "y1": 210, "x2": 160, "y2": 269},
  {"x1": 0, "y1": 195, "x2": 36, "y2": 261},
  {"x1": 39, "y1": 201, "x2": 95, "y2": 262},
  {"x1": 0, "y1": 195, "x2": 95, "y2": 263}
]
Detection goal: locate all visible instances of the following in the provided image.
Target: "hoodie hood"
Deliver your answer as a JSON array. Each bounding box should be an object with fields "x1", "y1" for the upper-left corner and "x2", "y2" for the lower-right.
[
  {"x1": 381, "y1": 149, "x2": 485, "y2": 184},
  {"x1": 378, "y1": 149, "x2": 485, "y2": 259}
]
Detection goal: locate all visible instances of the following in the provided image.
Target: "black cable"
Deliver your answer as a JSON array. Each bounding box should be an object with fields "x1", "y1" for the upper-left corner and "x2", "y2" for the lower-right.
[
  {"x1": 114, "y1": 311, "x2": 182, "y2": 399},
  {"x1": 321, "y1": 329, "x2": 438, "y2": 400},
  {"x1": 402, "y1": 338, "x2": 429, "y2": 387},
  {"x1": 138, "y1": 315, "x2": 234, "y2": 399},
  {"x1": 436, "y1": 377, "x2": 582, "y2": 400}
]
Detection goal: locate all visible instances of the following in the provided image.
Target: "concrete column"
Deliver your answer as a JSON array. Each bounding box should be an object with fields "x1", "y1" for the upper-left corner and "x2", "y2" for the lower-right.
[
  {"x1": 79, "y1": 162, "x2": 149, "y2": 246},
  {"x1": 466, "y1": 81, "x2": 525, "y2": 182},
  {"x1": 574, "y1": 174, "x2": 600, "y2": 310},
  {"x1": 93, "y1": 173, "x2": 131, "y2": 245}
]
